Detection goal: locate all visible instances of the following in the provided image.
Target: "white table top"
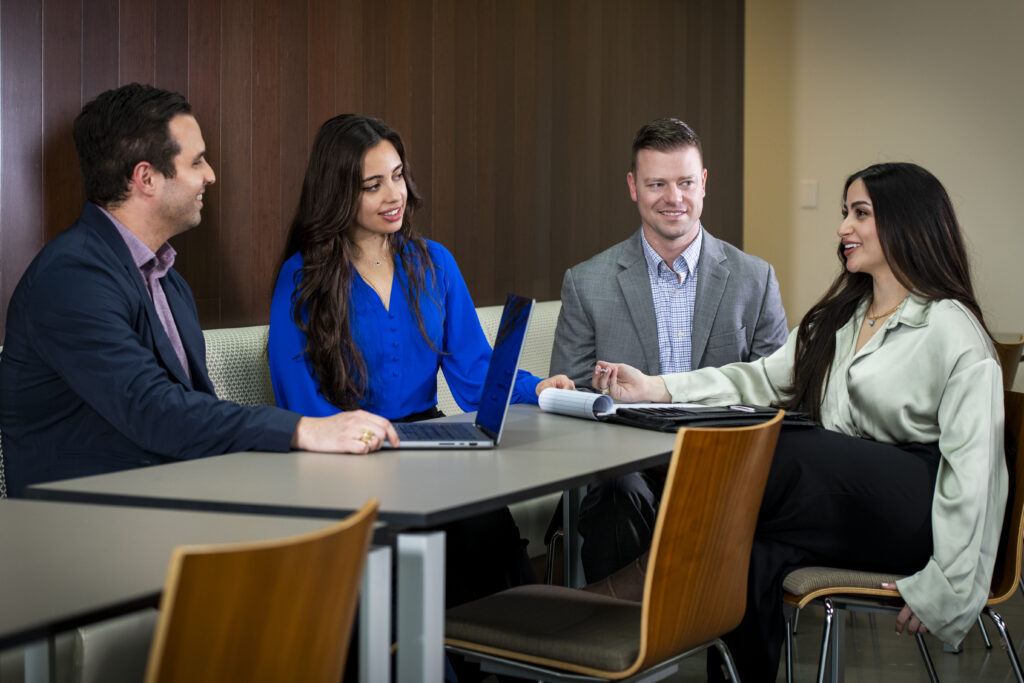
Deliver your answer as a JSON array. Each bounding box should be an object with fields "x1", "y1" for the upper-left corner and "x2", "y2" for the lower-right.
[
  {"x1": 0, "y1": 499, "x2": 339, "y2": 650},
  {"x1": 28, "y1": 405, "x2": 676, "y2": 526}
]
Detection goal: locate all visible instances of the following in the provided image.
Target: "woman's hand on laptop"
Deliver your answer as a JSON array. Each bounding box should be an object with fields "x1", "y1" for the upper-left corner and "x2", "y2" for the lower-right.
[
  {"x1": 536, "y1": 374, "x2": 575, "y2": 395},
  {"x1": 592, "y1": 362, "x2": 671, "y2": 403}
]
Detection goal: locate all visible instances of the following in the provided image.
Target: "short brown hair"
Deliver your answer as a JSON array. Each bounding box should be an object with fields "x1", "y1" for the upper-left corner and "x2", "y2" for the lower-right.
[{"x1": 631, "y1": 117, "x2": 703, "y2": 172}]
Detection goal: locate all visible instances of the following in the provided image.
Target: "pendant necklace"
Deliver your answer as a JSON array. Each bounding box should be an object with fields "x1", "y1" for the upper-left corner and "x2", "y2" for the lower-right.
[{"x1": 865, "y1": 298, "x2": 906, "y2": 327}]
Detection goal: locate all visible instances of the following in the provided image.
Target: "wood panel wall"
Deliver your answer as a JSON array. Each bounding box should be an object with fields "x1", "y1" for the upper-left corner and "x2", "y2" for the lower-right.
[{"x1": 0, "y1": 0, "x2": 744, "y2": 341}]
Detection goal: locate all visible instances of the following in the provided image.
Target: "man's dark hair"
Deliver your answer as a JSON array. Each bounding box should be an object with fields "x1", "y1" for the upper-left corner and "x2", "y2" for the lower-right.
[
  {"x1": 72, "y1": 83, "x2": 192, "y2": 207},
  {"x1": 631, "y1": 117, "x2": 703, "y2": 172}
]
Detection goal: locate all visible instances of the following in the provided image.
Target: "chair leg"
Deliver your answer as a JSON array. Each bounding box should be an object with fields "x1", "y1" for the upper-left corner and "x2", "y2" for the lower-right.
[
  {"x1": 977, "y1": 613, "x2": 993, "y2": 649},
  {"x1": 544, "y1": 529, "x2": 563, "y2": 585},
  {"x1": 793, "y1": 606, "x2": 801, "y2": 634},
  {"x1": 785, "y1": 611, "x2": 794, "y2": 683},
  {"x1": 816, "y1": 599, "x2": 835, "y2": 683},
  {"x1": 985, "y1": 607, "x2": 1024, "y2": 683},
  {"x1": 714, "y1": 639, "x2": 742, "y2": 683},
  {"x1": 913, "y1": 633, "x2": 939, "y2": 683}
]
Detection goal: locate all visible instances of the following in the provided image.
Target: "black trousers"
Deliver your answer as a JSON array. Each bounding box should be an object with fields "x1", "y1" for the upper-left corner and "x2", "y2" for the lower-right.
[
  {"x1": 393, "y1": 406, "x2": 535, "y2": 607},
  {"x1": 708, "y1": 426, "x2": 940, "y2": 682},
  {"x1": 576, "y1": 464, "x2": 668, "y2": 582},
  {"x1": 344, "y1": 407, "x2": 533, "y2": 683}
]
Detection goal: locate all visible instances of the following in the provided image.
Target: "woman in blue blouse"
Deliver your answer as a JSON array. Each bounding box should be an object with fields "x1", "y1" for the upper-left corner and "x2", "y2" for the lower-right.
[
  {"x1": 269, "y1": 114, "x2": 572, "y2": 612},
  {"x1": 269, "y1": 115, "x2": 570, "y2": 420}
]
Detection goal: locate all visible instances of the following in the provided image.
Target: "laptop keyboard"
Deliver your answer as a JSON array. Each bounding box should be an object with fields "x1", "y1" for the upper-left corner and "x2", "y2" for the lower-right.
[{"x1": 397, "y1": 422, "x2": 484, "y2": 440}]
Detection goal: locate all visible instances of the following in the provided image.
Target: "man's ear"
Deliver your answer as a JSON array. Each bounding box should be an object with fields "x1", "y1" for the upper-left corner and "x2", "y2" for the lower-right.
[
  {"x1": 627, "y1": 171, "x2": 638, "y2": 203},
  {"x1": 129, "y1": 161, "x2": 160, "y2": 198}
]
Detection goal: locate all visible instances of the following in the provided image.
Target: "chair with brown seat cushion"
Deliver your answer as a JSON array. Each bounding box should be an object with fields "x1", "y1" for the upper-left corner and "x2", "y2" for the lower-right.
[
  {"x1": 445, "y1": 412, "x2": 784, "y2": 681},
  {"x1": 995, "y1": 334, "x2": 1024, "y2": 391},
  {"x1": 143, "y1": 498, "x2": 378, "y2": 683},
  {"x1": 782, "y1": 390, "x2": 1024, "y2": 683}
]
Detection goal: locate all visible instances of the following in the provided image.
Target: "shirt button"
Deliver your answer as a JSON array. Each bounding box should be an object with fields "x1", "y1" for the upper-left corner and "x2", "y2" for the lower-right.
[{"x1": 392, "y1": 342, "x2": 399, "y2": 348}]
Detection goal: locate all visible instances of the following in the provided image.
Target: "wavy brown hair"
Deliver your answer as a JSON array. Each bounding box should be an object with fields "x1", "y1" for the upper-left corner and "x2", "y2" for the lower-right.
[
  {"x1": 780, "y1": 162, "x2": 989, "y2": 422},
  {"x1": 277, "y1": 115, "x2": 438, "y2": 410}
]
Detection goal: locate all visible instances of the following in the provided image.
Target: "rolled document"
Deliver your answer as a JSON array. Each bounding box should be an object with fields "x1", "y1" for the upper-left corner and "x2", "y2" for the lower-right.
[{"x1": 538, "y1": 388, "x2": 614, "y2": 420}]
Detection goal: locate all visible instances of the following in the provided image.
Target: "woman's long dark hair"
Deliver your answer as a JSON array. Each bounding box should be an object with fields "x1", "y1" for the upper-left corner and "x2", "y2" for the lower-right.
[
  {"x1": 781, "y1": 162, "x2": 989, "y2": 422},
  {"x1": 277, "y1": 114, "x2": 438, "y2": 410}
]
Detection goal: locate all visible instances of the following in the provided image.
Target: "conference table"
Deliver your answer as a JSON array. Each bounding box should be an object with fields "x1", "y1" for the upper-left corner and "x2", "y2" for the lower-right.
[
  {"x1": 0, "y1": 498, "x2": 369, "y2": 683},
  {"x1": 27, "y1": 405, "x2": 678, "y2": 683}
]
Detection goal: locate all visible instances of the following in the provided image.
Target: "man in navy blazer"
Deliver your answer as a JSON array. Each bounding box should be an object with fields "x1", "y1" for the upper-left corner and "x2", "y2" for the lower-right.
[
  {"x1": 0, "y1": 84, "x2": 397, "y2": 497},
  {"x1": 549, "y1": 118, "x2": 789, "y2": 582}
]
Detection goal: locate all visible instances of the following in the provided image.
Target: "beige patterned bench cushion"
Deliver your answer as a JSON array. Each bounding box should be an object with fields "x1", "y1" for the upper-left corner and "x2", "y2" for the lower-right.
[
  {"x1": 203, "y1": 325, "x2": 277, "y2": 407},
  {"x1": 436, "y1": 300, "x2": 562, "y2": 415}
]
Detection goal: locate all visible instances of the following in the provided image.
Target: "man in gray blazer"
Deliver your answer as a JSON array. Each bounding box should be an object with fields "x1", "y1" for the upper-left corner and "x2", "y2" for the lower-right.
[{"x1": 550, "y1": 118, "x2": 788, "y2": 582}]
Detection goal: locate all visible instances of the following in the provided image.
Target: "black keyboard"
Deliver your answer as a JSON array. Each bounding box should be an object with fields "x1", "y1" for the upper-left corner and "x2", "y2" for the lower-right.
[
  {"x1": 396, "y1": 422, "x2": 483, "y2": 440},
  {"x1": 608, "y1": 405, "x2": 814, "y2": 432}
]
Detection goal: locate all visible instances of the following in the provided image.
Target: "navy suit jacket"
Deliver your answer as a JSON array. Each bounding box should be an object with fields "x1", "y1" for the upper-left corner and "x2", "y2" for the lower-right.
[{"x1": 0, "y1": 203, "x2": 299, "y2": 496}]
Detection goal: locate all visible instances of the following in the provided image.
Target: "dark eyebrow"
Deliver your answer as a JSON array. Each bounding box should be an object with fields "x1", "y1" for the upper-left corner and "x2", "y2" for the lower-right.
[
  {"x1": 192, "y1": 151, "x2": 206, "y2": 164},
  {"x1": 849, "y1": 200, "x2": 872, "y2": 209},
  {"x1": 362, "y1": 163, "x2": 404, "y2": 185},
  {"x1": 644, "y1": 173, "x2": 696, "y2": 183}
]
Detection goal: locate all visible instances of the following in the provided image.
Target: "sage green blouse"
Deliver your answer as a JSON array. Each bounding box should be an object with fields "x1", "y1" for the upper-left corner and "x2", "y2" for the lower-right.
[{"x1": 661, "y1": 294, "x2": 1006, "y2": 645}]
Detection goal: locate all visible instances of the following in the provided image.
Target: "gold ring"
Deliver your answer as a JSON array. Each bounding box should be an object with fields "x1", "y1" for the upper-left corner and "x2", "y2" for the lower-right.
[
  {"x1": 359, "y1": 428, "x2": 375, "y2": 444},
  {"x1": 601, "y1": 388, "x2": 609, "y2": 395}
]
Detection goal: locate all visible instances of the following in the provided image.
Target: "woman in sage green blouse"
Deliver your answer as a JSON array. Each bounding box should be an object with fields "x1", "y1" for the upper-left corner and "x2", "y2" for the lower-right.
[{"x1": 593, "y1": 162, "x2": 1006, "y2": 683}]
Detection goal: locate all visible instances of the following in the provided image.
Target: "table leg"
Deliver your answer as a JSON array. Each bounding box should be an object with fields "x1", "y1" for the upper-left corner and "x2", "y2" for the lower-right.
[
  {"x1": 563, "y1": 486, "x2": 586, "y2": 588},
  {"x1": 24, "y1": 638, "x2": 51, "y2": 683},
  {"x1": 359, "y1": 545, "x2": 392, "y2": 683},
  {"x1": 397, "y1": 531, "x2": 445, "y2": 683}
]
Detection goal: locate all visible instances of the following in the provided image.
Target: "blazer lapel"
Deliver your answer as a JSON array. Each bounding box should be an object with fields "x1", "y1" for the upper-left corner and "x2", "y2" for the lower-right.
[
  {"x1": 86, "y1": 205, "x2": 195, "y2": 388},
  {"x1": 691, "y1": 232, "x2": 729, "y2": 367},
  {"x1": 617, "y1": 236, "x2": 661, "y2": 372}
]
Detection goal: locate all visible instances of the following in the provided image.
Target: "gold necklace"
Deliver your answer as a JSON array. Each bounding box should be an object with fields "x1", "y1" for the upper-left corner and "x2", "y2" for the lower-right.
[{"x1": 865, "y1": 298, "x2": 906, "y2": 327}]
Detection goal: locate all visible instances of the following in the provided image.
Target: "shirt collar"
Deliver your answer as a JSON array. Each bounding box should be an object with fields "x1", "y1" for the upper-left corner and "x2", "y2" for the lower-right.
[
  {"x1": 101, "y1": 206, "x2": 177, "y2": 278},
  {"x1": 640, "y1": 224, "x2": 703, "y2": 277},
  {"x1": 892, "y1": 293, "x2": 931, "y2": 328}
]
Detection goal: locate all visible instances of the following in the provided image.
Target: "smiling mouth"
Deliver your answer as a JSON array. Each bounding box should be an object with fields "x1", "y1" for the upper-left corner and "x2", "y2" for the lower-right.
[
  {"x1": 660, "y1": 210, "x2": 686, "y2": 217},
  {"x1": 381, "y1": 207, "x2": 401, "y2": 217},
  {"x1": 843, "y1": 242, "x2": 861, "y2": 251}
]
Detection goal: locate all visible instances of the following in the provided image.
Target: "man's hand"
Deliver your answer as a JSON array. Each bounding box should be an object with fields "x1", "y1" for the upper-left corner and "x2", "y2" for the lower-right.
[
  {"x1": 592, "y1": 361, "x2": 671, "y2": 403},
  {"x1": 291, "y1": 410, "x2": 400, "y2": 453},
  {"x1": 536, "y1": 374, "x2": 575, "y2": 394}
]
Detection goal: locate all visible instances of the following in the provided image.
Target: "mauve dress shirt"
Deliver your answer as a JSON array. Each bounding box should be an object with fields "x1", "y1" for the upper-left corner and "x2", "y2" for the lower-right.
[{"x1": 100, "y1": 207, "x2": 192, "y2": 384}]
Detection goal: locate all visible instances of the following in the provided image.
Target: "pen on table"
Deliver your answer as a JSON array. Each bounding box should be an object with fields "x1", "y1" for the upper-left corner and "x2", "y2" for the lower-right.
[{"x1": 728, "y1": 405, "x2": 756, "y2": 413}]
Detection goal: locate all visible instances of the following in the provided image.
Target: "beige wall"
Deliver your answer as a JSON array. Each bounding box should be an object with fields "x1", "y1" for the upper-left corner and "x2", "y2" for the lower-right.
[{"x1": 745, "y1": 0, "x2": 1024, "y2": 338}]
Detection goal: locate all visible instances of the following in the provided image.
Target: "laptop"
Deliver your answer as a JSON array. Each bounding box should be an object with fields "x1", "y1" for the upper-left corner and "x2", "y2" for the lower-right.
[{"x1": 384, "y1": 293, "x2": 535, "y2": 449}]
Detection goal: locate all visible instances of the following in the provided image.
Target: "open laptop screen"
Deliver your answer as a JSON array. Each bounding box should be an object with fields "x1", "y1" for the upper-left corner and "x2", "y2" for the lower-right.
[{"x1": 474, "y1": 294, "x2": 535, "y2": 442}]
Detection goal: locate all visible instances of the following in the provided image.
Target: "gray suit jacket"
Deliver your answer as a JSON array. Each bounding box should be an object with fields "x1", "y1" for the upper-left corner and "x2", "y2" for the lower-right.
[{"x1": 550, "y1": 228, "x2": 789, "y2": 387}]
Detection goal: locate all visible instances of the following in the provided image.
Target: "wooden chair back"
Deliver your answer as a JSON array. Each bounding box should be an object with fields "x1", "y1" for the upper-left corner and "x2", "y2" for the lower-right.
[
  {"x1": 990, "y1": 391, "x2": 1024, "y2": 604},
  {"x1": 144, "y1": 499, "x2": 379, "y2": 683},
  {"x1": 637, "y1": 413, "x2": 784, "y2": 667},
  {"x1": 996, "y1": 335, "x2": 1024, "y2": 390}
]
